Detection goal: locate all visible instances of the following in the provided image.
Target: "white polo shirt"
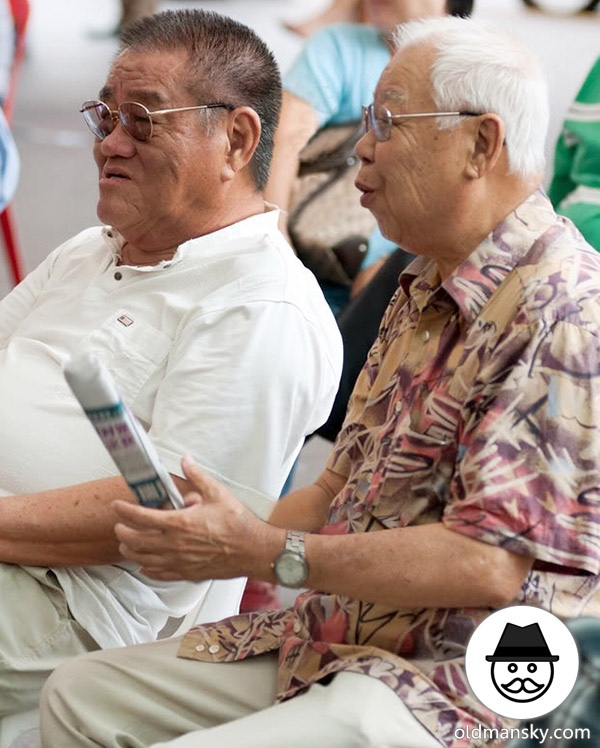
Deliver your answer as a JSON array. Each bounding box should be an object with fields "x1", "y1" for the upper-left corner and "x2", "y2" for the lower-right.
[{"x1": 0, "y1": 209, "x2": 342, "y2": 648}]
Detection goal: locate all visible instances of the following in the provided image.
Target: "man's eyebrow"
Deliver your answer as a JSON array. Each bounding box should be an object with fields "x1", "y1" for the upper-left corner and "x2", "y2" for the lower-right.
[
  {"x1": 97, "y1": 87, "x2": 169, "y2": 108},
  {"x1": 372, "y1": 88, "x2": 407, "y2": 109},
  {"x1": 384, "y1": 89, "x2": 407, "y2": 105},
  {"x1": 127, "y1": 90, "x2": 170, "y2": 107}
]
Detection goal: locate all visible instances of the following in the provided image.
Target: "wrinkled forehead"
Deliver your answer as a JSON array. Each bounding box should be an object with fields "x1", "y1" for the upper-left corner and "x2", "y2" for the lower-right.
[
  {"x1": 100, "y1": 48, "x2": 191, "y2": 106},
  {"x1": 374, "y1": 43, "x2": 436, "y2": 110}
]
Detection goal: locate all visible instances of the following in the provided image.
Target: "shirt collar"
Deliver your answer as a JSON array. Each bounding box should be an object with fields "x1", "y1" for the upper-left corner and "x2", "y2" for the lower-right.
[
  {"x1": 101, "y1": 203, "x2": 281, "y2": 272},
  {"x1": 399, "y1": 189, "x2": 557, "y2": 323}
]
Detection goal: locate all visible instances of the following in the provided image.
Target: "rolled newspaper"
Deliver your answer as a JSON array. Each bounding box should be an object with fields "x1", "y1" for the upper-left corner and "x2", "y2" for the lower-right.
[{"x1": 63, "y1": 352, "x2": 185, "y2": 509}]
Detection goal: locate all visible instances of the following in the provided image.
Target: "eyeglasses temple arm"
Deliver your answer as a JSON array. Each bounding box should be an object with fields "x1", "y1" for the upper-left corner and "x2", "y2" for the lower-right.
[
  {"x1": 148, "y1": 103, "x2": 233, "y2": 115},
  {"x1": 389, "y1": 111, "x2": 481, "y2": 122}
]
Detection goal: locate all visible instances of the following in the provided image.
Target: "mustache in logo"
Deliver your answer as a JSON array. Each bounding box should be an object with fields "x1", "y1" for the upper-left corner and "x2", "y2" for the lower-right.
[{"x1": 501, "y1": 677, "x2": 544, "y2": 694}]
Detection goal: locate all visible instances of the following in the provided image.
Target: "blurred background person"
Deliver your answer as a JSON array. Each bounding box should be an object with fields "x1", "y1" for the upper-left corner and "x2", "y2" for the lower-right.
[
  {"x1": 0, "y1": 0, "x2": 14, "y2": 102},
  {"x1": 0, "y1": 106, "x2": 19, "y2": 214},
  {"x1": 117, "y1": 0, "x2": 158, "y2": 33},
  {"x1": 549, "y1": 55, "x2": 600, "y2": 251},
  {"x1": 265, "y1": 0, "x2": 474, "y2": 444},
  {"x1": 285, "y1": 0, "x2": 366, "y2": 36},
  {"x1": 0, "y1": 0, "x2": 28, "y2": 287},
  {"x1": 285, "y1": 0, "x2": 472, "y2": 36},
  {"x1": 0, "y1": 0, "x2": 18, "y2": 214}
]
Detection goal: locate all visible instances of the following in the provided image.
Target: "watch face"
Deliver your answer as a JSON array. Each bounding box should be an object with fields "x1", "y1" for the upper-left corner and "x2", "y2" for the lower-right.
[{"x1": 274, "y1": 551, "x2": 307, "y2": 588}]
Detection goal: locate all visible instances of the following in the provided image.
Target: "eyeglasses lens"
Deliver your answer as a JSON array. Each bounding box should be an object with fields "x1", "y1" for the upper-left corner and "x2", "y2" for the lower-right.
[
  {"x1": 119, "y1": 102, "x2": 152, "y2": 143},
  {"x1": 362, "y1": 104, "x2": 391, "y2": 142},
  {"x1": 82, "y1": 101, "x2": 114, "y2": 140},
  {"x1": 373, "y1": 105, "x2": 390, "y2": 142}
]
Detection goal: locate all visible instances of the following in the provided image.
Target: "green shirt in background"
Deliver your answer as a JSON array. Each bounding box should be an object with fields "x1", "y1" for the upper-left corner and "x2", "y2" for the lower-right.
[{"x1": 549, "y1": 56, "x2": 600, "y2": 250}]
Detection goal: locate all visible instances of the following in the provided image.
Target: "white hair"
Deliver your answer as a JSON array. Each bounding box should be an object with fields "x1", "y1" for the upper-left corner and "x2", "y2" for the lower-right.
[{"x1": 392, "y1": 17, "x2": 549, "y2": 179}]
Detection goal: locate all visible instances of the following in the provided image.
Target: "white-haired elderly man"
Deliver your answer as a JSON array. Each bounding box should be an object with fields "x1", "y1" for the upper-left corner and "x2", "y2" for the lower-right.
[{"x1": 40, "y1": 17, "x2": 600, "y2": 748}]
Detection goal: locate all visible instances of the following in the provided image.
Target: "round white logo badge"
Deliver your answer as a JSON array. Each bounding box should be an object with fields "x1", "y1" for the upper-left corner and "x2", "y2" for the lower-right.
[{"x1": 465, "y1": 606, "x2": 579, "y2": 719}]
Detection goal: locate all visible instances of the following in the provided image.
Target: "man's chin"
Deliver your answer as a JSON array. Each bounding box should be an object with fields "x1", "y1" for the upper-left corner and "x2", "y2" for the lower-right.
[
  {"x1": 96, "y1": 202, "x2": 125, "y2": 230},
  {"x1": 375, "y1": 220, "x2": 402, "y2": 249}
]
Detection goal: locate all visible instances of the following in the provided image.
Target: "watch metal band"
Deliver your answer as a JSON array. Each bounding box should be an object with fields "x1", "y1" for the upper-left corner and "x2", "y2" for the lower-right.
[{"x1": 286, "y1": 530, "x2": 306, "y2": 555}]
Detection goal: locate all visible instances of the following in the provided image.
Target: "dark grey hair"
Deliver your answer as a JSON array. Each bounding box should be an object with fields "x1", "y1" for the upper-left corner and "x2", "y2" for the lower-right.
[{"x1": 119, "y1": 10, "x2": 282, "y2": 191}]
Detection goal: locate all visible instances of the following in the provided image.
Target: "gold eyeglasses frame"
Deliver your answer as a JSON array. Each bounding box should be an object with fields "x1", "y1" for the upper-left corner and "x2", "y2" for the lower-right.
[{"x1": 79, "y1": 99, "x2": 234, "y2": 143}]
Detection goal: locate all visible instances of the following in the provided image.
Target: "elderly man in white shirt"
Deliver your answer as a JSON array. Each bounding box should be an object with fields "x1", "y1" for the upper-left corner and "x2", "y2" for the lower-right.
[{"x1": 0, "y1": 8, "x2": 341, "y2": 726}]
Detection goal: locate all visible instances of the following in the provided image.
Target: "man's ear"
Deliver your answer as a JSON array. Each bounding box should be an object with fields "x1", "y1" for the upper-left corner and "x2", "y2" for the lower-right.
[
  {"x1": 222, "y1": 106, "x2": 261, "y2": 182},
  {"x1": 465, "y1": 114, "x2": 505, "y2": 180}
]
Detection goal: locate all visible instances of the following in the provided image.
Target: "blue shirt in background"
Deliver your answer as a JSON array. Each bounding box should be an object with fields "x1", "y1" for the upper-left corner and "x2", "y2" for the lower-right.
[
  {"x1": 283, "y1": 24, "x2": 397, "y2": 270},
  {"x1": 0, "y1": 107, "x2": 18, "y2": 213}
]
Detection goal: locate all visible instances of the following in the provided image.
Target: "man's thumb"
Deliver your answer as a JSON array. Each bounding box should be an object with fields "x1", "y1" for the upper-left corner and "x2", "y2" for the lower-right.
[{"x1": 181, "y1": 455, "x2": 221, "y2": 499}]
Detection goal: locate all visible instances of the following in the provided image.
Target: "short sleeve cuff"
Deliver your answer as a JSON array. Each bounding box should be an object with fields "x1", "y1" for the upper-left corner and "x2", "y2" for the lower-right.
[
  {"x1": 443, "y1": 508, "x2": 600, "y2": 576},
  {"x1": 325, "y1": 442, "x2": 353, "y2": 479},
  {"x1": 157, "y1": 446, "x2": 276, "y2": 521}
]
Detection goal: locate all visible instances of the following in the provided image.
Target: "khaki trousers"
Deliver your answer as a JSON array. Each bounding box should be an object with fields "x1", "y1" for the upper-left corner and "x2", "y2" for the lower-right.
[
  {"x1": 0, "y1": 564, "x2": 98, "y2": 740},
  {"x1": 40, "y1": 636, "x2": 442, "y2": 748}
]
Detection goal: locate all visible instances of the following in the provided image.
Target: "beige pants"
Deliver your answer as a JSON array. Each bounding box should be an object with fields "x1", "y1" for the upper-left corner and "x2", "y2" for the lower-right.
[
  {"x1": 0, "y1": 564, "x2": 98, "y2": 736},
  {"x1": 40, "y1": 636, "x2": 442, "y2": 748}
]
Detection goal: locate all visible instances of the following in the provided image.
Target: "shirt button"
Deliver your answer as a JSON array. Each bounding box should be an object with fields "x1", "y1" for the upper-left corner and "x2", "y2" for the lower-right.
[
  {"x1": 394, "y1": 402, "x2": 402, "y2": 413},
  {"x1": 421, "y1": 330, "x2": 430, "y2": 342},
  {"x1": 208, "y1": 644, "x2": 220, "y2": 654},
  {"x1": 114, "y1": 271, "x2": 123, "y2": 281},
  {"x1": 293, "y1": 621, "x2": 302, "y2": 633},
  {"x1": 194, "y1": 644, "x2": 205, "y2": 653}
]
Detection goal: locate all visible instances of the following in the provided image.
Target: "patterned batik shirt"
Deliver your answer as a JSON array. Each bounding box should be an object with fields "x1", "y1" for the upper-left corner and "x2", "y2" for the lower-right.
[{"x1": 179, "y1": 191, "x2": 600, "y2": 747}]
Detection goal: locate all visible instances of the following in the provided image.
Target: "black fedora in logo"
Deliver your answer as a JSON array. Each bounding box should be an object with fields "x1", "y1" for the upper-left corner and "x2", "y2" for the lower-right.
[{"x1": 486, "y1": 622, "x2": 559, "y2": 662}]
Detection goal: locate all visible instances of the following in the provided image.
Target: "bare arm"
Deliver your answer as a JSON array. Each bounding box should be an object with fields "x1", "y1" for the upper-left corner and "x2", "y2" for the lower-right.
[
  {"x1": 267, "y1": 467, "x2": 345, "y2": 531},
  {"x1": 350, "y1": 255, "x2": 388, "y2": 299},
  {"x1": 0, "y1": 474, "x2": 188, "y2": 567},
  {"x1": 271, "y1": 523, "x2": 532, "y2": 609},
  {"x1": 114, "y1": 460, "x2": 532, "y2": 610},
  {"x1": 264, "y1": 90, "x2": 319, "y2": 235}
]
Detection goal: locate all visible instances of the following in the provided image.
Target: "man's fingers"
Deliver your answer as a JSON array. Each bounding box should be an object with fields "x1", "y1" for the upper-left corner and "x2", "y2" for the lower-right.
[
  {"x1": 113, "y1": 500, "x2": 175, "y2": 529},
  {"x1": 114, "y1": 523, "x2": 163, "y2": 549},
  {"x1": 118, "y1": 543, "x2": 166, "y2": 568},
  {"x1": 184, "y1": 493, "x2": 203, "y2": 508}
]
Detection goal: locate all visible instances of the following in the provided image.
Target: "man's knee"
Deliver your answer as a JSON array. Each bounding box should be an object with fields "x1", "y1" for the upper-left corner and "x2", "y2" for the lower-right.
[{"x1": 40, "y1": 649, "x2": 106, "y2": 720}]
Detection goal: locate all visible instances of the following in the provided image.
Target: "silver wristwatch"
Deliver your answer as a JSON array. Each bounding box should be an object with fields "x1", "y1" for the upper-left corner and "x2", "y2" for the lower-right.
[{"x1": 272, "y1": 530, "x2": 309, "y2": 588}]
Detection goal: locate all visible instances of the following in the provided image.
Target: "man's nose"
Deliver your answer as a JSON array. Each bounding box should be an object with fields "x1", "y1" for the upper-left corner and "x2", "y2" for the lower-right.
[
  {"x1": 99, "y1": 119, "x2": 136, "y2": 158},
  {"x1": 355, "y1": 129, "x2": 375, "y2": 165}
]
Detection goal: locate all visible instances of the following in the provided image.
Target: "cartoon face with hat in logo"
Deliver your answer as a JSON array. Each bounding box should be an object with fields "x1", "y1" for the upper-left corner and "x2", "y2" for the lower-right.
[{"x1": 486, "y1": 622, "x2": 559, "y2": 703}]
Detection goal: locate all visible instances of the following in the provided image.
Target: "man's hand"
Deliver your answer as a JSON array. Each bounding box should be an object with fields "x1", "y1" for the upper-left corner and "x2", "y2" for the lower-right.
[{"x1": 114, "y1": 456, "x2": 285, "y2": 582}]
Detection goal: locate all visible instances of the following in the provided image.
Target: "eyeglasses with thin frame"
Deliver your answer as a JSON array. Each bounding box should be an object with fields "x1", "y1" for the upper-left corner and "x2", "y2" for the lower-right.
[
  {"x1": 79, "y1": 99, "x2": 234, "y2": 143},
  {"x1": 361, "y1": 103, "x2": 481, "y2": 142}
]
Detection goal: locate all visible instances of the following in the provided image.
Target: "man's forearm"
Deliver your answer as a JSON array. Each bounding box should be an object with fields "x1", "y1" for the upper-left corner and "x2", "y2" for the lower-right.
[
  {"x1": 113, "y1": 463, "x2": 531, "y2": 609},
  {"x1": 268, "y1": 468, "x2": 345, "y2": 531},
  {"x1": 248, "y1": 521, "x2": 533, "y2": 610},
  {"x1": 0, "y1": 474, "x2": 187, "y2": 566},
  {"x1": 263, "y1": 91, "x2": 319, "y2": 215}
]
